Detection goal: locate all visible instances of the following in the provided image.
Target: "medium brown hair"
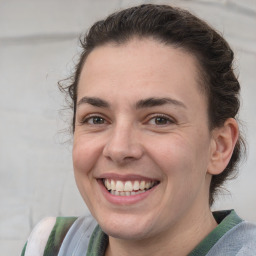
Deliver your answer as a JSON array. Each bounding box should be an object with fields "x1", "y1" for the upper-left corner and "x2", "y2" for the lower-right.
[{"x1": 59, "y1": 4, "x2": 245, "y2": 205}]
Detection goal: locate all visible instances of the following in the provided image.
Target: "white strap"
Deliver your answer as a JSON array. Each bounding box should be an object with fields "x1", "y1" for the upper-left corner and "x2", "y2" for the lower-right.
[
  {"x1": 58, "y1": 215, "x2": 97, "y2": 256},
  {"x1": 25, "y1": 217, "x2": 56, "y2": 256}
]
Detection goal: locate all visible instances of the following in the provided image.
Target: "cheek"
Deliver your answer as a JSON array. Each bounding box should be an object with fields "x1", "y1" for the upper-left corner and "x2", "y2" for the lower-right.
[
  {"x1": 72, "y1": 138, "x2": 102, "y2": 211},
  {"x1": 149, "y1": 133, "x2": 210, "y2": 183},
  {"x1": 72, "y1": 136, "x2": 101, "y2": 175},
  {"x1": 150, "y1": 136, "x2": 192, "y2": 169}
]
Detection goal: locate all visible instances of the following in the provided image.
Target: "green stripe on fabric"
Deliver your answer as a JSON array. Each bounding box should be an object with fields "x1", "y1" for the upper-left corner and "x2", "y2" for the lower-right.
[
  {"x1": 20, "y1": 241, "x2": 27, "y2": 256},
  {"x1": 188, "y1": 210, "x2": 243, "y2": 256},
  {"x1": 86, "y1": 210, "x2": 242, "y2": 256},
  {"x1": 87, "y1": 225, "x2": 108, "y2": 256},
  {"x1": 43, "y1": 216, "x2": 77, "y2": 256}
]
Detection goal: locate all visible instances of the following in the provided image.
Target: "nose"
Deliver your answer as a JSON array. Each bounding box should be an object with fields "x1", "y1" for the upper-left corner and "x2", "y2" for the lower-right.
[{"x1": 103, "y1": 123, "x2": 144, "y2": 165}]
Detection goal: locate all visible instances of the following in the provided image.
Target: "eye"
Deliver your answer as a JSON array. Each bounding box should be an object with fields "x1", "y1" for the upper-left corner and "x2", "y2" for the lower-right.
[
  {"x1": 147, "y1": 115, "x2": 175, "y2": 126},
  {"x1": 82, "y1": 115, "x2": 107, "y2": 125}
]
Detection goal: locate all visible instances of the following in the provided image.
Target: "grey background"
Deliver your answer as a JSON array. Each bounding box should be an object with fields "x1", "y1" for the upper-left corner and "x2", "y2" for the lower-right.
[{"x1": 0, "y1": 0, "x2": 255, "y2": 255}]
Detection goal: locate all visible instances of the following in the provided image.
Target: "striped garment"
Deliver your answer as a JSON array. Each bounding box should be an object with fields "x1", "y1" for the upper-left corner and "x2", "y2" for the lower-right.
[{"x1": 21, "y1": 210, "x2": 256, "y2": 256}]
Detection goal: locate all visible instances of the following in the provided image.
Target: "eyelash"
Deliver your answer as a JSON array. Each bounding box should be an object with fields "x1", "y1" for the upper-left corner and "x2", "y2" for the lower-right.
[
  {"x1": 80, "y1": 113, "x2": 175, "y2": 127},
  {"x1": 146, "y1": 114, "x2": 175, "y2": 126},
  {"x1": 80, "y1": 114, "x2": 108, "y2": 125}
]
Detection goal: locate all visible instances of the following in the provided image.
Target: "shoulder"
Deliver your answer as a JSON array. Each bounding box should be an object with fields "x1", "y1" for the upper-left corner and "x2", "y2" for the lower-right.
[
  {"x1": 21, "y1": 216, "x2": 78, "y2": 256},
  {"x1": 22, "y1": 217, "x2": 57, "y2": 256},
  {"x1": 234, "y1": 221, "x2": 256, "y2": 255},
  {"x1": 207, "y1": 220, "x2": 256, "y2": 256},
  {"x1": 57, "y1": 215, "x2": 98, "y2": 256}
]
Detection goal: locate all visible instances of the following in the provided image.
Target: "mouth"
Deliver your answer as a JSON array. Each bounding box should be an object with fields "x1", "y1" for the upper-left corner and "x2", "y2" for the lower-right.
[{"x1": 102, "y1": 178, "x2": 160, "y2": 196}]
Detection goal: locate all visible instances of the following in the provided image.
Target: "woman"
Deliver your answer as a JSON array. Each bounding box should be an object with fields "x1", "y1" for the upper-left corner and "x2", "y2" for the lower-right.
[{"x1": 22, "y1": 4, "x2": 256, "y2": 256}]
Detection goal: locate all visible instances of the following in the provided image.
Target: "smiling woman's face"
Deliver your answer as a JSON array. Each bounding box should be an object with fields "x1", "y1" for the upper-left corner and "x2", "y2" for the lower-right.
[{"x1": 73, "y1": 38, "x2": 215, "y2": 240}]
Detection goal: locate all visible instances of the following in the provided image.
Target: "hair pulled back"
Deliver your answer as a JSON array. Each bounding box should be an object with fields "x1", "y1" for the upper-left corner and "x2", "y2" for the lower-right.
[{"x1": 59, "y1": 4, "x2": 245, "y2": 205}]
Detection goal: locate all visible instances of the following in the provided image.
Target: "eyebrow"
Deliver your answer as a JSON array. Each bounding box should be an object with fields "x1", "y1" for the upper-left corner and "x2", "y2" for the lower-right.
[
  {"x1": 77, "y1": 96, "x2": 186, "y2": 109},
  {"x1": 136, "y1": 97, "x2": 187, "y2": 109},
  {"x1": 77, "y1": 97, "x2": 110, "y2": 108}
]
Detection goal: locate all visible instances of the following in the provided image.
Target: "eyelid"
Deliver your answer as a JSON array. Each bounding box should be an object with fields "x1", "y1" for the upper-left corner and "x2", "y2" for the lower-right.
[
  {"x1": 79, "y1": 113, "x2": 110, "y2": 125},
  {"x1": 145, "y1": 113, "x2": 176, "y2": 125},
  {"x1": 78, "y1": 112, "x2": 176, "y2": 125}
]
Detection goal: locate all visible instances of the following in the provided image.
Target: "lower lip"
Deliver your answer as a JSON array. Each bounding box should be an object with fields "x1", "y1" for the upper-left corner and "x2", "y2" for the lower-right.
[{"x1": 98, "y1": 180, "x2": 159, "y2": 205}]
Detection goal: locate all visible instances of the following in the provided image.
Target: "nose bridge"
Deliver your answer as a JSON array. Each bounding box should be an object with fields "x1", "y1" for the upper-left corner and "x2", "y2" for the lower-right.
[{"x1": 103, "y1": 119, "x2": 143, "y2": 163}]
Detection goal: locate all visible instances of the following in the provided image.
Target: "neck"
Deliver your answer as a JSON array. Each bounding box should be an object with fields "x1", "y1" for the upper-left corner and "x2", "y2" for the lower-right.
[{"x1": 105, "y1": 207, "x2": 217, "y2": 256}]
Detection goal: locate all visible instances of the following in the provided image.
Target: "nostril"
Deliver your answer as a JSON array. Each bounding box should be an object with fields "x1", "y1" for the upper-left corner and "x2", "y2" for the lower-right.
[{"x1": 103, "y1": 141, "x2": 144, "y2": 164}]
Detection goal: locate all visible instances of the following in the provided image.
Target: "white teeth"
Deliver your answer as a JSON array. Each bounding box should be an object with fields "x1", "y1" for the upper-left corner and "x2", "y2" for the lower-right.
[
  {"x1": 111, "y1": 190, "x2": 146, "y2": 196},
  {"x1": 103, "y1": 179, "x2": 158, "y2": 196},
  {"x1": 111, "y1": 180, "x2": 115, "y2": 190},
  {"x1": 139, "y1": 180, "x2": 145, "y2": 190},
  {"x1": 133, "y1": 180, "x2": 140, "y2": 190},
  {"x1": 124, "y1": 181, "x2": 133, "y2": 192},
  {"x1": 145, "y1": 182, "x2": 151, "y2": 189},
  {"x1": 106, "y1": 179, "x2": 111, "y2": 190},
  {"x1": 116, "y1": 181, "x2": 124, "y2": 192}
]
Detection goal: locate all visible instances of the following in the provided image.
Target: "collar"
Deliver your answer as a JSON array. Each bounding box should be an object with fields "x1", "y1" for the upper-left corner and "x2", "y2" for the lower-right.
[{"x1": 86, "y1": 210, "x2": 243, "y2": 256}]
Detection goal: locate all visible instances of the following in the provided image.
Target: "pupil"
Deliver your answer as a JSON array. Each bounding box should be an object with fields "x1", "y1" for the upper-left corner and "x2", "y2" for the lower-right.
[
  {"x1": 93, "y1": 117, "x2": 104, "y2": 124},
  {"x1": 155, "y1": 117, "x2": 167, "y2": 125}
]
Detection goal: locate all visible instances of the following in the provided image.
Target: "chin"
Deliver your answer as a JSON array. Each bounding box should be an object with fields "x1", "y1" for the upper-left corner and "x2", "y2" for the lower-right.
[
  {"x1": 97, "y1": 213, "x2": 156, "y2": 240},
  {"x1": 102, "y1": 225, "x2": 150, "y2": 240}
]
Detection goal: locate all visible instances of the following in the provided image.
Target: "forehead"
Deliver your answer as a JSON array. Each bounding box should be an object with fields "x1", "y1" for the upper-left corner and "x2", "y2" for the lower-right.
[{"x1": 78, "y1": 38, "x2": 206, "y2": 105}]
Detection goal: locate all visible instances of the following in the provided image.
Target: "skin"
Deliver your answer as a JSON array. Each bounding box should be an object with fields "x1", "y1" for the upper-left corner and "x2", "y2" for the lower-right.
[{"x1": 73, "y1": 38, "x2": 238, "y2": 256}]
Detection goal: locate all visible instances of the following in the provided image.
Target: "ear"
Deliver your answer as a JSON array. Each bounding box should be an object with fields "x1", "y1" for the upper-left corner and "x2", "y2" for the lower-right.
[{"x1": 207, "y1": 118, "x2": 239, "y2": 175}]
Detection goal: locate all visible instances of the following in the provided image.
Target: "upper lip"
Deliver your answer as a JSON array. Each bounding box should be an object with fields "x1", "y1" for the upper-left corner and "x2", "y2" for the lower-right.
[{"x1": 97, "y1": 173, "x2": 160, "y2": 182}]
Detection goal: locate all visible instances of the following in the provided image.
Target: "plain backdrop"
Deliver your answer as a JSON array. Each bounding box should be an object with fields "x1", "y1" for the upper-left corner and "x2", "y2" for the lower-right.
[{"x1": 0, "y1": 0, "x2": 255, "y2": 255}]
